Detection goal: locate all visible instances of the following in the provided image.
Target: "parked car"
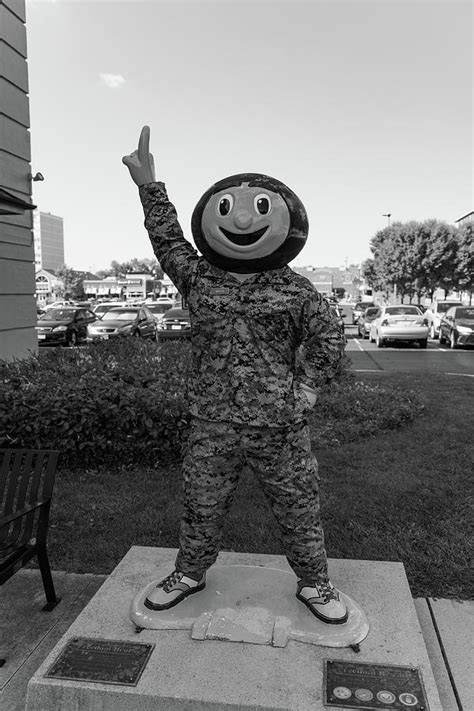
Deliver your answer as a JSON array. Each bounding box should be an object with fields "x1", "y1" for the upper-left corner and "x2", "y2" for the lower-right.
[
  {"x1": 438, "y1": 305, "x2": 474, "y2": 349},
  {"x1": 87, "y1": 306, "x2": 157, "y2": 342},
  {"x1": 48, "y1": 300, "x2": 75, "y2": 307},
  {"x1": 145, "y1": 300, "x2": 175, "y2": 324},
  {"x1": 369, "y1": 305, "x2": 429, "y2": 348},
  {"x1": 357, "y1": 306, "x2": 381, "y2": 339},
  {"x1": 91, "y1": 302, "x2": 127, "y2": 318},
  {"x1": 351, "y1": 300, "x2": 376, "y2": 324},
  {"x1": 157, "y1": 306, "x2": 191, "y2": 340},
  {"x1": 36, "y1": 307, "x2": 97, "y2": 347},
  {"x1": 425, "y1": 300, "x2": 463, "y2": 339}
]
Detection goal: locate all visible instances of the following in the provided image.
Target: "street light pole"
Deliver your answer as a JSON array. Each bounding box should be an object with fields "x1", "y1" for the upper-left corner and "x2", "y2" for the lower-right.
[{"x1": 382, "y1": 213, "x2": 391, "y2": 227}]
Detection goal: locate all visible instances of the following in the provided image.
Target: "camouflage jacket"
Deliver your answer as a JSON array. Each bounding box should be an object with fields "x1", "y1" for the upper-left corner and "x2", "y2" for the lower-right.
[{"x1": 139, "y1": 182, "x2": 344, "y2": 427}]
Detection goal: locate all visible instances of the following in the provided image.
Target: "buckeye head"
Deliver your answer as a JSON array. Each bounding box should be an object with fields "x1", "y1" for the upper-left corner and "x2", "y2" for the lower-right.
[{"x1": 191, "y1": 173, "x2": 309, "y2": 273}]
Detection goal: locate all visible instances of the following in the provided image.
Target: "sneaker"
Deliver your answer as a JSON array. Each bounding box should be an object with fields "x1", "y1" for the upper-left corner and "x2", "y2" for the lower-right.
[
  {"x1": 296, "y1": 579, "x2": 348, "y2": 624},
  {"x1": 144, "y1": 570, "x2": 206, "y2": 611}
]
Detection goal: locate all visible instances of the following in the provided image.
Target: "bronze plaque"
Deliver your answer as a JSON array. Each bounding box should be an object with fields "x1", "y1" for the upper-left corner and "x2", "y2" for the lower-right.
[
  {"x1": 45, "y1": 637, "x2": 154, "y2": 687},
  {"x1": 324, "y1": 660, "x2": 429, "y2": 710}
]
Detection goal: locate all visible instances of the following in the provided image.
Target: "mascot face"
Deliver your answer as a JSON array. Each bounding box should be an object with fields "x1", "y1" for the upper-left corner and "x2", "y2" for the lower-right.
[
  {"x1": 201, "y1": 184, "x2": 290, "y2": 261},
  {"x1": 191, "y1": 173, "x2": 309, "y2": 273}
]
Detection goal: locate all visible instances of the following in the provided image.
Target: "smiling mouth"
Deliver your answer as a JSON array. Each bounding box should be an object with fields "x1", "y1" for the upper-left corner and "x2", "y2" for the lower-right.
[{"x1": 219, "y1": 226, "x2": 269, "y2": 246}]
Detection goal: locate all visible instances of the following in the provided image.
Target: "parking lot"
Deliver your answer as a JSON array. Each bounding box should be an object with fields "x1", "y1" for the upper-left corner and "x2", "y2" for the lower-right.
[{"x1": 343, "y1": 321, "x2": 474, "y2": 376}]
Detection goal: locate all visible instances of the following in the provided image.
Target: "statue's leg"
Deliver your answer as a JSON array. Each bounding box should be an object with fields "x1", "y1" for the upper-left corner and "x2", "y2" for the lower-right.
[
  {"x1": 244, "y1": 422, "x2": 328, "y2": 580},
  {"x1": 245, "y1": 423, "x2": 348, "y2": 623},
  {"x1": 145, "y1": 420, "x2": 242, "y2": 611},
  {"x1": 175, "y1": 419, "x2": 242, "y2": 578}
]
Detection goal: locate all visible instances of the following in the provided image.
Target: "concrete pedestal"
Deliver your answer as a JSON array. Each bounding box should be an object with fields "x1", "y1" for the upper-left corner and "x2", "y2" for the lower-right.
[{"x1": 26, "y1": 547, "x2": 443, "y2": 710}]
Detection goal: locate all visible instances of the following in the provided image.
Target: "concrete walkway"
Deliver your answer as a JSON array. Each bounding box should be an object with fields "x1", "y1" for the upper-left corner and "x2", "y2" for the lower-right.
[{"x1": 0, "y1": 569, "x2": 472, "y2": 710}]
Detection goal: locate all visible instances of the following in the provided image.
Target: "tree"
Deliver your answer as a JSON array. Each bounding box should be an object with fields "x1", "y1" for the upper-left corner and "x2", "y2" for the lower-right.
[
  {"x1": 454, "y1": 223, "x2": 473, "y2": 302},
  {"x1": 96, "y1": 258, "x2": 163, "y2": 280},
  {"x1": 55, "y1": 264, "x2": 85, "y2": 299},
  {"x1": 368, "y1": 219, "x2": 465, "y2": 302},
  {"x1": 368, "y1": 226, "x2": 399, "y2": 298},
  {"x1": 419, "y1": 221, "x2": 459, "y2": 299}
]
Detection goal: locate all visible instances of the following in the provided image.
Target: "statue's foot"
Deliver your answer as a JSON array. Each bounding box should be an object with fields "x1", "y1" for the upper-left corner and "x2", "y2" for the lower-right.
[
  {"x1": 144, "y1": 570, "x2": 206, "y2": 611},
  {"x1": 296, "y1": 579, "x2": 348, "y2": 625}
]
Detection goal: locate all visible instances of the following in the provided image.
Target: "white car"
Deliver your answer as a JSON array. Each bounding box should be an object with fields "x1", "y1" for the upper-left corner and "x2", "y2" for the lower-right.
[{"x1": 369, "y1": 305, "x2": 429, "y2": 348}]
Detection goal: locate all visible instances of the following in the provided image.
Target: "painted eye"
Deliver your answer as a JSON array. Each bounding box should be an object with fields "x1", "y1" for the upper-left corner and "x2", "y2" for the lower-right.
[
  {"x1": 217, "y1": 194, "x2": 234, "y2": 216},
  {"x1": 254, "y1": 194, "x2": 271, "y2": 215}
]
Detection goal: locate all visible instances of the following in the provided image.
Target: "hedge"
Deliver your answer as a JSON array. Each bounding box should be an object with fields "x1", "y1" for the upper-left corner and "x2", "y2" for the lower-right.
[{"x1": 0, "y1": 339, "x2": 424, "y2": 467}]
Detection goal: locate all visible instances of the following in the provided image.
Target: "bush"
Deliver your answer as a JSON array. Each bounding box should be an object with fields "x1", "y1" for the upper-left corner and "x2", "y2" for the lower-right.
[
  {"x1": 0, "y1": 340, "x2": 191, "y2": 466},
  {"x1": 0, "y1": 341, "x2": 425, "y2": 467}
]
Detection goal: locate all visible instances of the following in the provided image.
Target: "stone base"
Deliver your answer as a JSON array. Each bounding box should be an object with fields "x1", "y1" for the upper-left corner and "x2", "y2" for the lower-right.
[
  {"x1": 130, "y1": 565, "x2": 369, "y2": 648},
  {"x1": 26, "y1": 547, "x2": 443, "y2": 710}
]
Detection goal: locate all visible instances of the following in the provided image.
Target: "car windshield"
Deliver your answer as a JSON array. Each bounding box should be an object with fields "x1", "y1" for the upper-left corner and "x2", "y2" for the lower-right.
[
  {"x1": 456, "y1": 307, "x2": 474, "y2": 319},
  {"x1": 101, "y1": 310, "x2": 138, "y2": 321},
  {"x1": 164, "y1": 308, "x2": 189, "y2": 320},
  {"x1": 356, "y1": 302, "x2": 374, "y2": 310},
  {"x1": 94, "y1": 305, "x2": 114, "y2": 313},
  {"x1": 385, "y1": 306, "x2": 421, "y2": 316},
  {"x1": 148, "y1": 304, "x2": 173, "y2": 314},
  {"x1": 40, "y1": 309, "x2": 75, "y2": 321}
]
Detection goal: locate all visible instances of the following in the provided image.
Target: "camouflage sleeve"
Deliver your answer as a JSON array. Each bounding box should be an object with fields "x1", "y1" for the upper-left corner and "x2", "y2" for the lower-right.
[
  {"x1": 295, "y1": 292, "x2": 345, "y2": 390},
  {"x1": 138, "y1": 182, "x2": 199, "y2": 298}
]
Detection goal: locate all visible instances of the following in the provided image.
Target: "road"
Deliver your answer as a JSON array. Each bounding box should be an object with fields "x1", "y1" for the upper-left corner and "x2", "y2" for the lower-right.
[{"x1": 343, "y1": 320, "x2": 474, "y2": 377}]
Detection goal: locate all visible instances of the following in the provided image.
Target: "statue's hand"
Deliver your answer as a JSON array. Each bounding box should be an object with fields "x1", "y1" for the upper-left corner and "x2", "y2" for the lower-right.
[{"x1": 122, "y1": 125, "x2": 156, "y2": 186}]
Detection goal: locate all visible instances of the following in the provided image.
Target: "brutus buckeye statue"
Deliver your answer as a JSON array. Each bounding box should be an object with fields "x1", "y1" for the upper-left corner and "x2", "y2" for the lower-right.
[{"x1": 123, "y1": 126, "x2": 348, "y2": 625}]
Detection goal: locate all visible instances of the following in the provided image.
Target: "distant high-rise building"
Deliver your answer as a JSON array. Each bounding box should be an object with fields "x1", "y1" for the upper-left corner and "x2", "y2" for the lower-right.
[{"x1": 33, "y1": 210, "x2": 65, "y2": 271}]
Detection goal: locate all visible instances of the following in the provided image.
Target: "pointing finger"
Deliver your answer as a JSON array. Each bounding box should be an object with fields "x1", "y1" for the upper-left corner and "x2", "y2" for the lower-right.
[{"x1": 138, "y1": 125, "x2": 150, "y2": 159}]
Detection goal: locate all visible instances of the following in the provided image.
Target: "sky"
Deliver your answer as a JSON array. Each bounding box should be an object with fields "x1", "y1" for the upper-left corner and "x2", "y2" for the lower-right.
[{"x1": 25, "y1": 0, "x2": 472, "y2": 274}]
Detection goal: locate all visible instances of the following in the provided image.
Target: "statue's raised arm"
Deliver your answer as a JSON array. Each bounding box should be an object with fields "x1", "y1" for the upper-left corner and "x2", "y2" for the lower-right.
[{"x1": 122, "y1": 125, "x2": 198, "y2": 298}]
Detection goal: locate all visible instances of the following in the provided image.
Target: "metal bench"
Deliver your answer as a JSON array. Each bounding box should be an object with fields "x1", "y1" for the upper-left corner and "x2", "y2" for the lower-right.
[{"x1": 0, "y1": 449, "x2": 61, "y2": 613}]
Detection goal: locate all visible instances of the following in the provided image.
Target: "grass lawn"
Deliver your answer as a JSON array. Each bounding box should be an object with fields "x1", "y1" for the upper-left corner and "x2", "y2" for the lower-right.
[{"x1": 46, "y1": 371, "x2": 472, "y2": 600}]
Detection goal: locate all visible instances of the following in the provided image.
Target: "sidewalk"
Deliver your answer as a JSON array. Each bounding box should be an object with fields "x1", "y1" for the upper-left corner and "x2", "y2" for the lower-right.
[{"x1": 0, "y1": 569, "x2": 472, "y2": 710}]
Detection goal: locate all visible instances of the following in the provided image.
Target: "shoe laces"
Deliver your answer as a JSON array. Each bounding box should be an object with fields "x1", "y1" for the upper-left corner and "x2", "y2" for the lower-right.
[
  {"x1": 317, "y1": 580, "x2": 338, "y2": 602},
  {"x1": 158, "y1": 570, "x2": 182, "y2": 593}
]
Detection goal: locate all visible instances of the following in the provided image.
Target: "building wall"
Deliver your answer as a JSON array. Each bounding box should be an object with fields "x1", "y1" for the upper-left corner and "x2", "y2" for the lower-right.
[{"x1": 0, "y1": 0, "x2": 37, "y2": 360}]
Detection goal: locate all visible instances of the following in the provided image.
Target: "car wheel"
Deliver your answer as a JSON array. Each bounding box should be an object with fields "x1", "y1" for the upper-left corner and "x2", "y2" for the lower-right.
[
  {"x1": 430, "y1": 323, "x2": 437, "y2": 339},
  {"x1": 418, "y1": 339, "x2": 427, "y2": 348},
  {"x1": 68, "y1": 331, "x2": 77, "y2": 347},
  {"x1": 450, "y1": 331, "x2": 457, "y2": 349},
  {"x1": 376, "y1": 333, "x2": 385, "y2": 348}
]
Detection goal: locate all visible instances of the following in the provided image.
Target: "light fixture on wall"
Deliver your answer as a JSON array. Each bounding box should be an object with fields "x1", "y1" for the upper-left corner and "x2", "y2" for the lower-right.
[{"x1": 28, "y1": 172, "x2": 45, "y2": 182}]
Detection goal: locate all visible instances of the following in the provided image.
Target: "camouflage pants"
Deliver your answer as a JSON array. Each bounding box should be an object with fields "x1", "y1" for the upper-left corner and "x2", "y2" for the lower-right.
[{"x1": 175, "y1": 418, "x2": 329, "y2": 583}]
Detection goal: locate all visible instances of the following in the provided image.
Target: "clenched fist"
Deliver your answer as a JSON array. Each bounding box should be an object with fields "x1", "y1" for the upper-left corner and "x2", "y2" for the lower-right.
[{"x1": 122, "y1": 125, "x2": 156, "y2": 186}]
